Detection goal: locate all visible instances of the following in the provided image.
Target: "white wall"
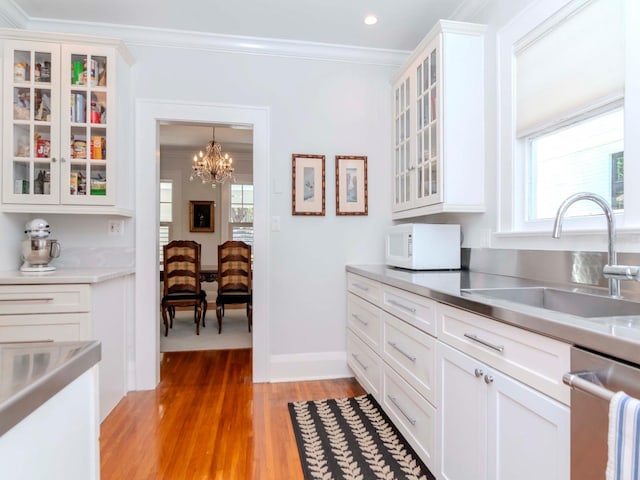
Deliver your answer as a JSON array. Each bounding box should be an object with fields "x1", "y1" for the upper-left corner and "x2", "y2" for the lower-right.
[
  {"x1": 131, "y1": 44, "x2": 394, "y2": 369},
  {"x1": 0, "y1": 213, "x2": 28, "y2": 270}
]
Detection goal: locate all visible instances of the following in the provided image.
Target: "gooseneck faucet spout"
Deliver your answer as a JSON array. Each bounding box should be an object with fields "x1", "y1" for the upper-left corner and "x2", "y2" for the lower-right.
[{"x1": 552, "y1": 192, "x2": 619, "y2": 297}]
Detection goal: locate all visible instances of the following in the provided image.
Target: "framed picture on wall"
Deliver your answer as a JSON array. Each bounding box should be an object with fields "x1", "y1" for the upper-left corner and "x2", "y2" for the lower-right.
[
  {"x1": 189, "y1": 200, "x2": 214, "y2": 232},
  {"x1": 335, "y1": 155, "x2": 368, "y2": 215},
  {"x1": 292, "y1": 153, "x2": 325, "y2": 216}
]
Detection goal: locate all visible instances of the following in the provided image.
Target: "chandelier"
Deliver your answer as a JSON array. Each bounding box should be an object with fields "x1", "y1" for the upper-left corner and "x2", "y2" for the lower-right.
[{"x1": 189, "y1": 128, "x2": 234, "y2": 188}]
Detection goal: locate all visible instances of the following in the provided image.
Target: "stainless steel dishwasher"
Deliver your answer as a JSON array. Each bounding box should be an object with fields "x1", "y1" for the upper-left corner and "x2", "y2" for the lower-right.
[{"x1": 563, "y1": 346, "x2": 640, "y2": 480}]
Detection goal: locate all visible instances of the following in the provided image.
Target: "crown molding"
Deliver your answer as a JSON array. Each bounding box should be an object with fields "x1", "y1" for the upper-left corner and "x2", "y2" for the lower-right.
[
  {"x1": 0, "y1": 1, "x2": 28, "y2": 28},
  {"x1": 450, "y1": 0, "x2": 492, "y2": 21},
  {"x1": 0, "y1": 26, "x2": 135, "y2": 65},
  {"x1": 21, "y1": 17, "x2": 409, "y2": 67}
]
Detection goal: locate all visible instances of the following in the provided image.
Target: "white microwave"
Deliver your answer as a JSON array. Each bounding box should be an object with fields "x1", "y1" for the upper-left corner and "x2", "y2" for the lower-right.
[{"x1": 385, "y1": 223, "x2": 461, "y2": 270}]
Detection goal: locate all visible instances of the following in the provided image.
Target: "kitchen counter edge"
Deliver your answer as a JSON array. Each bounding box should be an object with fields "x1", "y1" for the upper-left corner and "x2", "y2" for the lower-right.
[
  {"x1": 346, "y1": 264, "x2": 640, "y2": 367},
  {"x1": 0, "y1": 267, "x2": 134, "y2": 284},
  {"x1": 0, "y1": 340, "x2": 101, "y2": 437}
]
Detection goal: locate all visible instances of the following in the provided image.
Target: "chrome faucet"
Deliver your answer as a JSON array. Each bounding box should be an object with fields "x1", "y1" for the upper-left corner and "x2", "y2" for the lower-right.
[{"x1": 552, "y1": 192, "x2": 621, "y2": 297}]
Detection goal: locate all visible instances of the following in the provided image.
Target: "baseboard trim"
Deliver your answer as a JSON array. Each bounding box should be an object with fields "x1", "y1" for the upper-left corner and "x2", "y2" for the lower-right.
[{"x1": 269, "y1": 351, "x2": 351, "y2": 383}]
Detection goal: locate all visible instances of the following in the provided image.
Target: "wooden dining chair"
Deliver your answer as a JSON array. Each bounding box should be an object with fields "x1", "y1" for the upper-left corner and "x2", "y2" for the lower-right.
[
  {"x1": 161, "y1": 240, "x2": 207, "y2": 336},
  {"x1": 216, "y1": 240, "x2": 252, "y2": 334}
]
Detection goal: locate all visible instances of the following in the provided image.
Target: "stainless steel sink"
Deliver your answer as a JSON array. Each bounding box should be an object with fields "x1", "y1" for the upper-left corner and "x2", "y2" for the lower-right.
[{"x1": 461, "y1": 287, "x2": 640, "y2": 318}]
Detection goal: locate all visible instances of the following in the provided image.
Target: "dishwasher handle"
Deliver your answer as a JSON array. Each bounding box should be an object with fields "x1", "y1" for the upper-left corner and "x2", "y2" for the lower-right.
[{"x1": 563, "y1": 371, "x2": 615, "y2": 401}]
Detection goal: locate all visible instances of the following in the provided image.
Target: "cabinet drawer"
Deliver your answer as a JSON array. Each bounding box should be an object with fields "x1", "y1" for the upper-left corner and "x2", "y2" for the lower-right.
[
  {"x1": 347, "y1": 293, "x2": 382, "y2": 353},
  {"x1": 382, "y1": 311, "x2": 436, "y2": 405},
  {"x1": 347, "y1": 273, "x2": 381, "y2": 306},
  {"x1": 382, "y1": 364, "x2": 436, "y2": 470},
  {"x1": 347, "y1": 330, "x2": 382, "y2": 401},
  {"x1": 0, "y1": 313, "x2": 90, "y2": 342},
  {"x1": 381, "y1": 284, "x2": 437, "y2": 336},
  {"x1": 437, "y1": 303, "x2": 570, "y2": 404},
  {"x1": 0, "y1": 285, "x2": 90, "y2": 314}
]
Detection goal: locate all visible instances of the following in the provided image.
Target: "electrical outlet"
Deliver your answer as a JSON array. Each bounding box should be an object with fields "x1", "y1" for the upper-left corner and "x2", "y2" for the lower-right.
[{"x1": 108, "y1": 219, "x2": 124, "y2": 236}]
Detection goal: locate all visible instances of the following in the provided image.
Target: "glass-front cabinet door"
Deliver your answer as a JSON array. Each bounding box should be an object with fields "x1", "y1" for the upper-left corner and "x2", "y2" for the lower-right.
[
  {"x1": 415, "y1": 43, "x2": 441, "y2": 207},
  {"x1": 60, "y1": 45, "x2": 114, "y2": 205},
  {"x1": 2, "y1": 41, "x2": 115, "y2": 207},
  {"x1": 2, "y1": 41, "x2": 60, "y2": 204},
  {"x1": 392, "y1": 75, "x2": 412, "y2": 212}
]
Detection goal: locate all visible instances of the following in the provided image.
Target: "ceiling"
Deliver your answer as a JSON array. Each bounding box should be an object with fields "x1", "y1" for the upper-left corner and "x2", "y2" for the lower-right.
[
  {"x1": 9, "y1": 0, "x2": 470, "y2": 150},
  {"x1": 159, "y1": 124, "x2": 253, "y2": 152},
  {"x1": 11, "y1": 0, "x2": 469, "y2": 51}
]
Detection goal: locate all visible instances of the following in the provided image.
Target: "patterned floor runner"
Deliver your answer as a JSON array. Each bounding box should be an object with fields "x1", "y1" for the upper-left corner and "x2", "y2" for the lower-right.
[{"x1": 288, "y1": 394, "x2": 436, "y2": 480}]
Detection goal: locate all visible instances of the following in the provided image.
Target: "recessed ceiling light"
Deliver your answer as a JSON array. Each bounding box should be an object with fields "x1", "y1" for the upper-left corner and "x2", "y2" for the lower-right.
[{"x1": 364, "y1": 15, "x2": 378, "y2": 26}]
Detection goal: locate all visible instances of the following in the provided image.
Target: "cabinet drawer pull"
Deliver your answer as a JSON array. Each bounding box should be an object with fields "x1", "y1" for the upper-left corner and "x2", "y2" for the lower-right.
[
  {"x1": 463, "y1": 333, "x2": 504, "y2": 353},
  {"x1": 387, "y1": 395, "x2": 416, "y2": 425},
  {"x1": 352, "y1": 313, "x2": 369, "y2": 326},
  {"x1": 351, "y1": 353, "x2": 369, "y2": 370},
  {"x1": 0, "y1": 297, "x2": 55, "y2": 303},
  {"x1": 387, "y1": 299, "x2": 417, "y2": 314},
  {"x1": 352, "y1": 283, "x2": 370, "y2": 292},
  {"x1": 387, "y1": 341, "x2": 416, "y2": 362}
]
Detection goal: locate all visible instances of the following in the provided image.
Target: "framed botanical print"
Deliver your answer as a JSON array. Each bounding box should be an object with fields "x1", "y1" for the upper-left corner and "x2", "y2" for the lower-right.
[
  {"x1": 292, "y1": 153, "x2": 325, "y2": 216},
  {"x1": 335, "y1": 155, "x2": 368, "y2": 215},
  {"x1": 189, "y1": 200, "x2": 214, "y2": 232}
]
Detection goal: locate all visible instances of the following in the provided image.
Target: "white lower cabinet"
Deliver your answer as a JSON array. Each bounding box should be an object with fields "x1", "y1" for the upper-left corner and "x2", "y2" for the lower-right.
[
  {"x1": 347, "y1": 274, "x2": 439, "y2": 473},
  {"x1": 383, "y1": 363, "x2": 437, "y2": 469},
  {"x1": 346, "y1": 271, "x2": 570, "y2": 480},
  {"x1": 0, "y1": 276, "x2": 132, "y2": 422},
  {"x1": 437, "y1": 341, "x2": 570, "y2": 480},
  {"x1": 347, "y1": 329, "x2": 382, "y2": 400}
]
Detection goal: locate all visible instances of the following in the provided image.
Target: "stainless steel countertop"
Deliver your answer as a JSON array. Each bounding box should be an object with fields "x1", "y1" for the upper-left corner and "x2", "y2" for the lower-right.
[
  {"x1": 347, "y1": 265, "x2": 640, "y2": 366},
  {"x1": 0, "y1": 340, "x2": 101, "y2": 437}
]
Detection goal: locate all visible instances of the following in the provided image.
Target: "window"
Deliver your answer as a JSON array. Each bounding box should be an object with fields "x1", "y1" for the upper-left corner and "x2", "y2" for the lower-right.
[
  {"x1": 498, "y1": 0, "x2": 629, "y2": 233},
  {"x1": 526, "y1": 107, "x2": 624, "y2": 221},
  {"x1": 230, "y1": 184, "x2": 253, "y2": 246},
  {"x1": 159, "y1": 180, "x2": 173, "y2": 264}
]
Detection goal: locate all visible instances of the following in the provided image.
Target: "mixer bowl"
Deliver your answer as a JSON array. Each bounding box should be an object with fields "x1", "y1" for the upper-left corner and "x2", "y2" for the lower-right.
[{"x1": 21, "y1": 238, "x2": 60, "y2": 266}]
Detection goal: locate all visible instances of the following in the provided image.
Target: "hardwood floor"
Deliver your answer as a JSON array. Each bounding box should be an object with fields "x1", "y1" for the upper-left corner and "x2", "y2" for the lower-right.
[{"x1": 100, "y1": 348, "x2": 365, "y2": 479}]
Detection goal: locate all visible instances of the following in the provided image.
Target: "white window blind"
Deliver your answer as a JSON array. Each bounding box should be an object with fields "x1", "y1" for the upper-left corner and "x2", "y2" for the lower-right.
[
  {"x1": 159, "y1": 225, "x2": 170, "y2": 264},
  {"x1": 159, "y1": 180, "x2": 173, "y2": 264},
  {"x1": 159, "y1": 181, "x2": 173, "y2": 222},
  {"x1": 515, "y1": 0, "x2": 624, "y2": 137},
  {"x1": 229, "y1": 183, "x2": 254, "y2": 246}
]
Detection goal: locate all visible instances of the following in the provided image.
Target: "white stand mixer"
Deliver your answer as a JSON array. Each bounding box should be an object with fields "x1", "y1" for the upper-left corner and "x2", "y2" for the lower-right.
[{"x1": 20, "y1": 218, "x2": 61, "y2": 272}]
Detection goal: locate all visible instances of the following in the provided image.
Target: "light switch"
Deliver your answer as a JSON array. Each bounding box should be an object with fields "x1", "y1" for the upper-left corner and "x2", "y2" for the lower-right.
[{"x1": 271, "y1": 216, "x2": 281, "y2": 232}]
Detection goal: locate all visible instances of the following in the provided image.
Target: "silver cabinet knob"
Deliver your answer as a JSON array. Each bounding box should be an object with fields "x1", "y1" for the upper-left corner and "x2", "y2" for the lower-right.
[
  {"x1": 484, "y1": 375, "x2": 494, "y2": 384},
  {"x1": 474, "y1": 368, "x2": 484, "y2": 378}
]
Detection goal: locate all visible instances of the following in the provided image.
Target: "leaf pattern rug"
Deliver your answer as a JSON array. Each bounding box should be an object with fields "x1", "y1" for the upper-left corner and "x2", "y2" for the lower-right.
[{"x1": 288, "y1": 394, "x2": 436, "y2": 480}]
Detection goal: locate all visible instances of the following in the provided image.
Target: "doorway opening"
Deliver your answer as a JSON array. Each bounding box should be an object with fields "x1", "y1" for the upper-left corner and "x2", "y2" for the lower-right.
[
  {"x1": 158, "y1": 122, "x2": 254, "y2": 353},
  {"x1": 134, "y1": 99, "x2": 270, "y2": 390}
]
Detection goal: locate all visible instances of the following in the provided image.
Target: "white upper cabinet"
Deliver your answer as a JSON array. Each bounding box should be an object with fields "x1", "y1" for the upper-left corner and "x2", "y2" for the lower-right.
[
  {"x1": 392, "y1": 20, "x2": 486, "y2": 219},
  {"x1": 1, "y1": 30, "x2": 134, "y2": 216}
]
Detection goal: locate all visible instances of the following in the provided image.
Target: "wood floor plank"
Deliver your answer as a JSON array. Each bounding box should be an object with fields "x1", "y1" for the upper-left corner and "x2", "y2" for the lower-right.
[{"x1": 100, "y1": 349, "x2": 365, "y2": 479}]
